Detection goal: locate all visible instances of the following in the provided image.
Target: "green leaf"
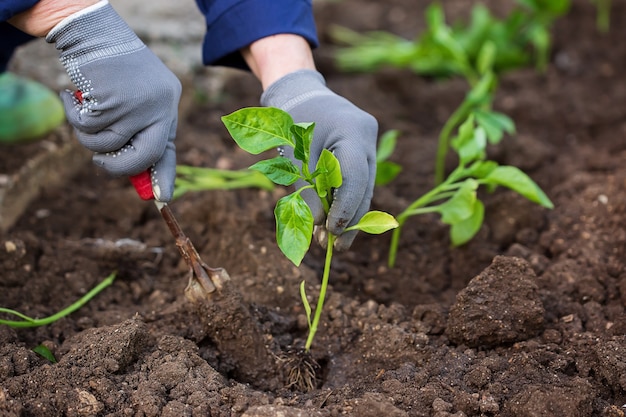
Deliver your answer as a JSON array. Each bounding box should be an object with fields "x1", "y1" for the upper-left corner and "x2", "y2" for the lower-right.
[
  {"x1": 299, "y1": 281, "x2": 312, "y2": 328},
  {"x1": 438, "y1": 179, "x2": 479, "y2": 224},
  {"x1": 527, "y1": 24, "x2": 550, "y2": 70},
  {"x1": 222, "y1": 107, "x2": 294, "y2": 154},
  {"x1": 345, "y1": 211, "x2": 399, "y2": 234},
  {"x1": 457, "y1": 114, "x2": 476, "y2": 144},
  {"x1": 425, "y1": 3, "x2": 445, "y2": 30},
  {"x1": 292, "y1": 122, "x2": 315, "y2": 164},
  {"x1": 467, "y1": 71, "x2": 495, "y2": 104},
  {"x1": 474, "y1": 110, "x2": 515, "y2": 144},
  {"x1": 375, "y1": 161, "x2": 402, "y2": 186},
  {"x1": 450, "y1": 199, "x2": 485, "y2": 246},
  {"x1": 275, "y1": 193, "x2": 314, "y2": 266},
  {"x1": 484, "y1": 165, "x2": 554, "y2": 208},
  {"x1": 33, "y1": 344, "x2": 57, "y2": 363},
  {"x1": 476, "y1": 40, "x2": 496, "y2": 75},
  {"x1": 466, "y1": 160, "x2": 498, "y2": 179},
  {"x1": 249, "y1": 157, "x2": 300, "y2": 186},
  {"x1": 315, "y1": 149, "x2": 342, "y2": 198},
  {"x1": 452, "y1": 115, "x2": 487, "y2": 164},
  {"x1": 376, "y1": 129, "x2": 400, "y2": 163},
  {"x1": 458, "y1": 126, "x2": 487, "y2": 164}
]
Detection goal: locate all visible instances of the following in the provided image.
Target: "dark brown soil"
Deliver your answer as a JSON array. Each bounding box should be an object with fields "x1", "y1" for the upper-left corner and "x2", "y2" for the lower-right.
[{"x1": 2, "y1": 0, "x2": 626, "y2": 416}]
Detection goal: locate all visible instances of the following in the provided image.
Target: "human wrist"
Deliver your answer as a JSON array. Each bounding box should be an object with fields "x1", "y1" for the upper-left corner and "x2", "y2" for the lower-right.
[
  {"x1": 45, "y1": 1, "x2": 143, "y2": 61},
  {"x1": 260, "y1": 69, "x2": 335, "y2": 111},
  {"x1": 8, "y1": 0, "x2": 101, "y2": 37},
  {"x1": 242, "y1": 34, "x2": 316, "y2": 90}
]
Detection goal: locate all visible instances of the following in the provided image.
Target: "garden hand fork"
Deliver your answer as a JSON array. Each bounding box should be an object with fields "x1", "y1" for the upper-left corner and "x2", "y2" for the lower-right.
[
  {"x1": 129, "y1": 170, "x2": 228, "y2": 295},
  {"x1": 73, "y1": 89, "x2": 228, "y2": 295}
]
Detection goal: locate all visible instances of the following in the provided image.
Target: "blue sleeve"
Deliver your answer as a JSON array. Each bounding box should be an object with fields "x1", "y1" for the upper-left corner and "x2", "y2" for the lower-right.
[
  {"x1": 194, "y1": 0, "x2": 319, "y2": 70},
  {"x1": 0, "y1": 0, "x2": 40, "y2": 21}
]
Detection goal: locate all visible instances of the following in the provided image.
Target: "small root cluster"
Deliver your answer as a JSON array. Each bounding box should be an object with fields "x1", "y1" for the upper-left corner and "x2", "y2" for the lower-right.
[{"x1": 279, "y1": 349, "x2": 321, "y2": 392}]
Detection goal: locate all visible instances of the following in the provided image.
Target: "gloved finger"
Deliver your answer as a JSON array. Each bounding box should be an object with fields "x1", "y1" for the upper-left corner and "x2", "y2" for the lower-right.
[
  {"x1": 329, "y1": 145, "x2": 376, "y2": 251},
  {"x1": 74, "y1": 129, "x2": 135, "y2": 153},
  {"x1": 92, "y1": 123, "x2": 168, "y2": 177},
  {"x1": 62, "y1": 91, "x2": 140, "y2": 153},
  {"x1": 326, "y1": 146, "x2": 374, "y2": 236},
  {"x1": 151, "y1": 141, "x2": 176, "y2": 202},
  {"x1": 59, "y1": 90, "x2": 103, "y2": 135},
  {"x1": 333, "y1": 163, "x2": 376, "y2": 251},
  {"x1": 151, "y1": 120, "x2": 177, "y2": 202}
]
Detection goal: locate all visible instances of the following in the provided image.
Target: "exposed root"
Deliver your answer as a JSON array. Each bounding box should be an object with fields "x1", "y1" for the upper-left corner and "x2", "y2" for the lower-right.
[{"x1": 278, "y1": 348, "x2": 321, "y2": 392}]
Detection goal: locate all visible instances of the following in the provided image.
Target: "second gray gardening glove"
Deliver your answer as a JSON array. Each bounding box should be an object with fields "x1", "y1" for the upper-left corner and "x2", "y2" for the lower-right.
[
  {"x1": 46, "y1": 1, "x2": 181, "y2": 201},
  {"x1": 261, "y1": 70, "x2": 378, "y2": 251}
]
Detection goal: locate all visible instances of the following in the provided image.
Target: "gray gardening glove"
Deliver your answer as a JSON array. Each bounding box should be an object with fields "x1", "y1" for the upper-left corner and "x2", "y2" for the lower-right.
[
  {"x1": 261, "y1": 70, "x2": 378, "y2": 251},
  {"x1": 46, "y1": 1, "x2": 181, "y2": 201}
]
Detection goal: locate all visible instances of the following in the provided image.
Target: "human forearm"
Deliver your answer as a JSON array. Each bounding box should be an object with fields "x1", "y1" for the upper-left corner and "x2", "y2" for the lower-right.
[
  {"x1": 8, "y1": 0, "x2": 100, "y2": 37},
  {"x1": 241, "y1": 34, "x2": 316, "y2": 90}
]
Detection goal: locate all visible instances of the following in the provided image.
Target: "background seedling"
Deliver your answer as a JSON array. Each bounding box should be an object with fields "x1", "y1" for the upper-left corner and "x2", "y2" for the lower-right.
[
  {"x1": 332, "y1": 0, "x2": 569, "y2": 76},
  {"x1": 387, "y1": 113, "x2": 553, "y2": 267},
  {"x1": 174, "y1": 165, "x2": 274, "y2": 199},
  {"x1": 375, "y1": 129, "x2": 402, "y2": 186},
  {"x1": 0, "y1": 272, "x2": 116, "y2": 328},
  {"x1": 332, "y1": 0, "x2": 569, "y2": 184},
  {"x1": 222, "y1": 107, "x2": 398, "y2": 388}
]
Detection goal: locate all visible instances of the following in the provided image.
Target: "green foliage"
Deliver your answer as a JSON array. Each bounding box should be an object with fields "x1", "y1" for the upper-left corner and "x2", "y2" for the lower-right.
[
  {"x1": 174, "y1": 165, "x2": 274, "y2": 199},
  {"x1": 375, "y1": 130, "x2": 402, "y2": 186},
  {"x1": 33, "y1": 345, "x2": 57, "y2": 363},
  {"x1": 0, "y1": 272, "x2": 116, "y2": 328},
  {"x1": 331, "y1": 1, "x2": 559, "y2": 267},
  {"x1": 222, "y1": 107, "x2": 398, "y2": 267},
  {"x1": 222, "y1": 107, "x2": 398, "y2": 351},
  {"x1": 332, "y1": 0, "x2": 570, "y2": 77},
  {"x1": 590, "y1": 0, "x2": 611, "y2": 32},
  {"x1": 388, "y1": 113, "x2": 553, "y2": 267},
  {"x1": 332, "y1": 0, "x2": 569, "y2": 187}
]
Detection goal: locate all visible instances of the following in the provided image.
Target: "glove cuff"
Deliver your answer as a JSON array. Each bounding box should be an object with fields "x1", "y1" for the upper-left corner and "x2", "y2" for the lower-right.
[
  {"x1": 45, "y1": 1, "x2": 144, "y2": 66},
  {"x1": 260, "y1": 69, "x2": 336, "y2": 111}
]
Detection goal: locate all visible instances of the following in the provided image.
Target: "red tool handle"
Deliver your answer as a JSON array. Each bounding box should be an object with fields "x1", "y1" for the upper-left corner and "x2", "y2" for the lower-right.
[
  {"x1": 74, "y1": 90, "x2": 155, "y2": 201},
  {"x1": 129, "y1": 170, "x2": 155, "y2": 200}
]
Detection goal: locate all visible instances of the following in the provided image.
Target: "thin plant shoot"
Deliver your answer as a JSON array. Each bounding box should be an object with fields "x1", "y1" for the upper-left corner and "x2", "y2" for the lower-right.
[{"x1": 0, "y1": 271, "x2": 116, "y2": 328}]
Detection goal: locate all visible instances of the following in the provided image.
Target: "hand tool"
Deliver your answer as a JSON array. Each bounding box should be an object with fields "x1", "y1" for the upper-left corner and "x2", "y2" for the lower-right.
[
  {"x1": 74, "y1": 90, "x2": 225, "y2": 294},
  {"x1": 129, "y1": 170, "x2": 223, "y2": 294}
]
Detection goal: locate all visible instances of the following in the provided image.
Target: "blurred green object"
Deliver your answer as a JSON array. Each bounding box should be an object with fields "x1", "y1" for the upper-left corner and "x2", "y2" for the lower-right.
[
  {"x1": 0, "y1": 72, "x2": 65, "y2": 144},
  {"x1": 332, "y1": 0, "x2": 571, "y2": 77},
  {"x1": 174, "y1": 164, "x2": 275, "y2": 200}
]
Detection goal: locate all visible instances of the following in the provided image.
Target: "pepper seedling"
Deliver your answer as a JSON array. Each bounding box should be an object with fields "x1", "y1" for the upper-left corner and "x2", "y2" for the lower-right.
[
  {"x1": 387, "y1": 113, "x2": 553, "y2": 267},
  {"x1": 221, "y1": 107, "x2": 398, "y2": 354},
  {"x1": 332, "y1": 1, "x2": 568, "y2": 184}
]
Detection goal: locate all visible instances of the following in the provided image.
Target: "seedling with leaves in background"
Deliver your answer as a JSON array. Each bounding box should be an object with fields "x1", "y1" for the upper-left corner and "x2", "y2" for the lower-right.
[
  {"x1": 387, "y1": 112, "x2": 553, "y2": 267},
  {"x1": 332, "y1": 0, "x2": 570, "y2": 77},
  {"x1": 375, "y1": 130, "x2": 402, "y2": 186},
  {"x1": 221, "y1": 107, "x2": 398, "y2": 365},
  {"x1": 332, "y1": 1, "x2": 569, "y2": 184}
]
